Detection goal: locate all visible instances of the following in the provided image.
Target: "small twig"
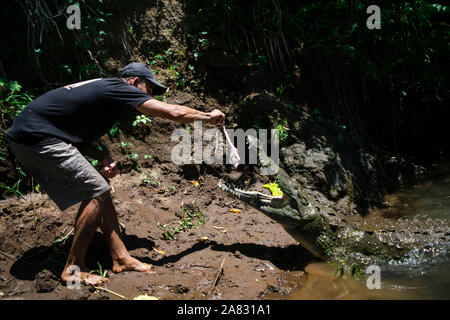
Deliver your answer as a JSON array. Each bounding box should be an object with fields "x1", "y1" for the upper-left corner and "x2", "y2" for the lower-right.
[
  {"x1": 62, "y1": 228, "x2": 74, "y2": 239},
  {"x1": 94, "y1": 286, "x2": 128, "y2": 300},
  {"x1": 17, "y1": 237, "x2": 33, "y2": 249},
  {"x1": 0, "y1": 250, "x2": 17, "y2": 261},
  {"x1": 0, "y1": 277, "x2": 14, "y2": 288},
  {"x1": 0, "y1": 250, "x2": 34, "y2": 266},
  {"x1": 212, "y1": 258, "x2": 226, "y2": 289}
]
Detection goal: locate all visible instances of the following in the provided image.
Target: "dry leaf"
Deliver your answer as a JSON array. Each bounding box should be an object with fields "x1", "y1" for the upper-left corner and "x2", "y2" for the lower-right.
[
  {"x1": 191, "y1": 180, "x2": 199, "y2": 187},
  {"x1": 153, "y1": 248, "x2": 165, "y2": 255},
  {"x1": 262, "y1": 182, "x2": 284, "y2": 197},
  {"x1": 229, "y1": 208, "x2": 240, "y2": 214},
  {"x1": 213, "y1": 226, "x2": 227, "y2": 233},
  {"x1": 199, "y1": 236, "x2": 209, "y2": 243},
  {"x1": 133, "y1": 294, "x2": 160, "y2": 300}
]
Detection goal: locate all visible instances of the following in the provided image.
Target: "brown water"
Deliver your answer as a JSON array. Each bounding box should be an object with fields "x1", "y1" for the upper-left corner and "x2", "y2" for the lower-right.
[{"x1": 287, "y1": 163, "x2": 450, "y2": 300}]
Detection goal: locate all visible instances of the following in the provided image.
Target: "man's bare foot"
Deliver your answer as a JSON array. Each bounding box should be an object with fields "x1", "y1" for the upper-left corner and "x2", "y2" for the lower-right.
[
  {"x1": 112, "y1": 256, "x2": 153, "y2": 274},
  {"x1": 61, "y1": 265, "x2": 108, "y2": 286}
]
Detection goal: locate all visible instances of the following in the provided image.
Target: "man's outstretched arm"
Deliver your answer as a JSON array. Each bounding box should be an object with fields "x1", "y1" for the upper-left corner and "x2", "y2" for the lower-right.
[{"x1": 136, "y1": 99, "x2": 225, "y2": 125}]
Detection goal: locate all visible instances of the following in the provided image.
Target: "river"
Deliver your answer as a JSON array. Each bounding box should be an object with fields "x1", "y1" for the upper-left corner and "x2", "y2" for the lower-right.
[{"x1": 286, "y1": 162, "x2": 450, "y2": 300}]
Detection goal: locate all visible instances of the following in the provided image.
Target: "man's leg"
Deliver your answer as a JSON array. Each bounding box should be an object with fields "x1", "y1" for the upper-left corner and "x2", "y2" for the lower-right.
[
  {"x1": 61, "y1": 194, "x2": 107, "y2": 285},
  {"x1": 99, "y1": 191, "x2": 152, "y2": 273}
]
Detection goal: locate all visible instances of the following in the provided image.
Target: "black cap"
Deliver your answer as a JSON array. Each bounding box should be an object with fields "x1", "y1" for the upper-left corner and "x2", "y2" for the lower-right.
[{"x1": 119, "y1": 62, "x2": 167, "y2": 96}]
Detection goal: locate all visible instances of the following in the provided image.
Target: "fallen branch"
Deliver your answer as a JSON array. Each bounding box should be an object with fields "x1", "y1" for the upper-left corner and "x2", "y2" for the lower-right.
[
  {"x1": 212, "y1": 258, "x2": 226, "y2": 290},
  {"x1": 0, "y1": 250, "x2": 17, "y2": 261},
  {"x1": 94, "y1": 286, "x2": 128, "y2": 300}
]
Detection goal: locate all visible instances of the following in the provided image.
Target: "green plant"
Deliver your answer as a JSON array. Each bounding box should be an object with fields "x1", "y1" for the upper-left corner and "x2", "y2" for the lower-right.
[
  {"x1": 91, "y1": 159, "x2": 99, "y2": 167},
  {"x1": 132, "y1": 115, "x2": 152, "y2": 126},
  {"x1": 276, "y1": 119, "x2": 289, "y2": 142},
  {"x1": 0, "y1": 161, "x2": 28, "y2": 198},
  {"x1": 129, "y1": 153, "x2": 139, "y2": 160},
  {"x1": 109, "y1": 121, "x2": 120, "y2": 137},
  {"x1": 240, "y1": 53, "x2": 268, "y2": 72},
  {"x1": 90, "y1": 261, "x2": 108, "y2": 280},
  {"x1": 140, "y1": 175, "x2": 160, "y2": 188},
  {"x1": 155, "y1": 96, "x2": 167, "y2": 102},
  {"x1": 0, "y1": 79, "x2": 34, "y2": 124},
  {"x1": 148, "y1": 48, "x2": 187, "y2": 87},
  {"x1": 0, "y1": 183, "x2": 24, "y2": 198},
  {"x1": 276, "y1": 83, "x2": 294, "y2": 99},
  {"x1": 156, "y1": 202, "x2": 204, "y2": 240},
  {"x1": 54, "y1": 231, "x2": 72, "y2": 247},
  {"x1": 185, "y1": 124, "x2": 193, "y2": 135},
  {"x1": 120, "y1": 141, "x2": 133, "y2": 149}
]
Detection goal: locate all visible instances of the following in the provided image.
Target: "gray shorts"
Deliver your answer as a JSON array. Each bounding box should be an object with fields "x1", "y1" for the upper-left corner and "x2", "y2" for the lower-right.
[{"x1": 8, "y1": 139, "x2": 110, "y2": 211}]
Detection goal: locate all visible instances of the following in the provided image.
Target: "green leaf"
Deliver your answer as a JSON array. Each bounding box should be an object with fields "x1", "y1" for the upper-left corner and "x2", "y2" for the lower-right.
[
  {"x1": 109, "y1": 126, "x2": 118, "y2": 137},
  {"x1": 262, "y1": 182, "x2": 284, "y2": 197},
  {"x1": 8, "y1": 81, "x2": 21, "y2": 93},
  {"x1": 62, "y1": 65, "x2": 72, "y2": 74}
]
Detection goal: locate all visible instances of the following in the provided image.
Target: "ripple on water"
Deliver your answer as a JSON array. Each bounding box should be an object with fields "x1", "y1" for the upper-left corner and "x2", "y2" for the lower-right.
[{"x1": 287, "y1": 163, "x2": 450, "y2": 299}]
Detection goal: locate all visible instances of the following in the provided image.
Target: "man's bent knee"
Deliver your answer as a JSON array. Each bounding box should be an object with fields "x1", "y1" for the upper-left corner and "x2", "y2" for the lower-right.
[
  {"x1": 80, "y1": 189, "x2": 111, "y2": 212},
  {"x1": 92, "y1": 190, "x2": 112, "y2": 207}
]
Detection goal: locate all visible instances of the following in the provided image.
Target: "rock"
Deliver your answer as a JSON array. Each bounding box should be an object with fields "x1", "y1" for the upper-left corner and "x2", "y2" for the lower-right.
[
  {"x1": 35, "y1": 269, "x2": 58, "y2": 293},
  {"x1": 173, "y1": 92, "x2": 193, "y2": 105},
  {"x1": 11, "y1": 282, "x2": 29, "y2": 296},
  {"x1": 149, "y1": 170, "x2": 160, "y2": 181},
  {"x1": 170, "y1": 284, "x2": 189, "y2": 294},
  {"x1": 64, "y1": 285, "x2": 91, "y2": 300},
  {"x1": 171, "y1": 175, "x2": 181, "y2": 184}
]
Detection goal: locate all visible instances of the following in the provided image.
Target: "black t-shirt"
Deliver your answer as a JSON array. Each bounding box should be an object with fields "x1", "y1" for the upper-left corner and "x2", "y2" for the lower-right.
[{"x1": 6, "y1": 78, "x2": 152, "y2": 145}]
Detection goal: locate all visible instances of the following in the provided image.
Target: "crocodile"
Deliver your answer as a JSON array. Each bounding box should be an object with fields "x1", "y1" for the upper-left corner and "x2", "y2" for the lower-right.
[{"x1": 218, "y1": 135, "x2": 450, "y2": 267}]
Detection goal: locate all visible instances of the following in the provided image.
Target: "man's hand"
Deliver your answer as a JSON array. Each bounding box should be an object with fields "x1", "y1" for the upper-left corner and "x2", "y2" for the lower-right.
[
  {"x1": 101, "y1": 157, "x2": 118, "y2": 179},
  {"x1": 209, "y1": 109, "x2": 225, "y2": 125}
]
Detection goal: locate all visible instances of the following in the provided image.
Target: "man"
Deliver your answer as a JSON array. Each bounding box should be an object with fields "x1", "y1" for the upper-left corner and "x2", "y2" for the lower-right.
[{"x1": 5, "y1": 62, "x2": 225, "y2": 285}]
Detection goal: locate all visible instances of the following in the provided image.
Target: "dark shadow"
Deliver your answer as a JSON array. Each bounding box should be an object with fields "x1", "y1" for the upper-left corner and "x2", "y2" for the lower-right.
[
  {"x1": 9, "y1": 227, "x2": 316, "y2": 282},
  {"x1": 133, "y1": 241, "x2": 317, "y2": 272},
  {"x1": 137, "y1": 242, "x2": 212, "y2": 266},
  {"x1": 9, "y1": 245, "x2": 61, "y2": 281},
  {"x1": 210, "y1": 243, "x2": 317, "y2": 271},
  {"x1": 9, "y1": 231, "x2": 156, "y2": 281}
]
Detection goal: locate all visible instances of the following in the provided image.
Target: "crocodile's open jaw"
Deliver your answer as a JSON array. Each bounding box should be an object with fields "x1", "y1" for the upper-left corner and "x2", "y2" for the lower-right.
[
  {"x1": 218, "y1": 178, "x2": 330, "y2": 260},
  {"x1": 218, "y1": 179, "x2": 302, "y2": 227}
]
